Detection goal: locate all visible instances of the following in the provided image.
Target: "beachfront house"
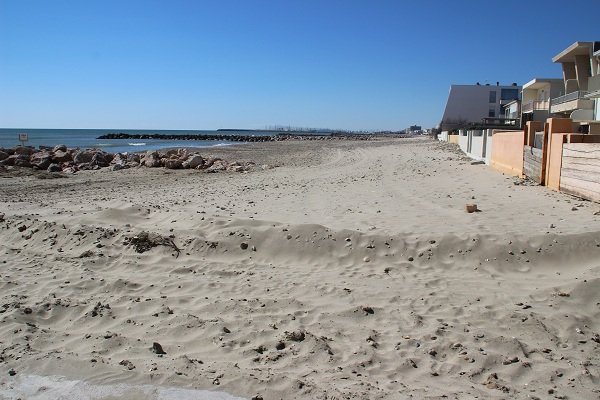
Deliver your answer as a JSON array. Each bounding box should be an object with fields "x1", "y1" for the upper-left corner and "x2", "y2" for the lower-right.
[
  {"x1": 520, "y1": 78, "x2": 563, "y2": 124},
  {"x1": 550, "y1": 41, "x2": 599, "y2": 121},
  {"x1": 440, "y1": 83, "x2": 521, "y2": 131}
]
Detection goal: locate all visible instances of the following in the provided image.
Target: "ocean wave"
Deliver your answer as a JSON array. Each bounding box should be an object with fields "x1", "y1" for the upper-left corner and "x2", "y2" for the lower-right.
[{"x1": 128, "y1": 142, "x2": 147, "y2": 146}]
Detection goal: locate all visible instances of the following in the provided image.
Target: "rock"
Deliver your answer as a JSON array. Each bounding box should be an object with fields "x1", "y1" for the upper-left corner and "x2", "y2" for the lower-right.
[
  {"x1": 164, "y1": 159, "x2": 182, "y2": 169},
  {"x1": 465, "y1": 203, "x2": 478, "y2": 213},
  {"x1": 286, "y1": 330, "x2": 306, "y2": 342},
  {"x1": 240, "y1": 242, "x2": 249, "y2": 250},
  {"x1": 408, "y1": 256, "x2": 414, "y2": 262},
  {"x1": 182, "y1": 154, "x2": 204, "y2": 169},
  {"x1": 14, "y1": 156, "x2": 32, "y2": 168},
  {"x1": 119, "y1": 359, "x2": 135, "y2": 370},
  {"x1": 47, "y1": 163, "x2": 62, "y2": 172},
  {"x1": 73, "y1": 149, "x2": 95, "y2": 164},
  {"x1": 53, "y1": 144, "x2": 68, "y2": 152},
  {"x1": 110, "y1": 153, "x2": 128, "y2": 165},
  {"x1": 90, "y1": 152, "x2": 110, "y2": 167},
  {"x1": 362, "y1": 306, "x2": 374, "y2": 315},
  {"x1": 145, "y1": 157, "x2": 162, "y2": 168},
  {"x1": 251, "y1": 396, "x2": 263, "y2": 400},
  {"x1": 127, "y1": 153, "x2": 141, "y2": 164},
  {"x1": 152, "y1": 342, "x2": 166, "y2": 355},
  {"x1": 503, "y1": 356, "x2": 519, "y2": 365},
  {"x1": 112, "y1": 163, "x2": 126, "y2": 171},
  {"x1": 30, "y1": 152, "x2": 53, "y2": 170},
  {"x1": 363, "y1": 256, "x2": 371, "y2": 262},
  {"x1": 223, "y1": 327, "x2": 231, "y2": 334},
  {"x1": 52, "y1": 150, "x2": 72, "y2": 163},
  {"x1": 0, "y1": 151, "x2": 8, "y2": 161},
  {"x1": 275, "y1": 341, "x2": 286, "y2": 350},
  {"x1": 8, "y1": 369, "x2": 16, "y2": 376},
  {"x1": 207, "y1": 160, "x2": 227, "y2": 172},
  {"x1": 14, "y1": 146, "x2": 35, "y2": 156}
]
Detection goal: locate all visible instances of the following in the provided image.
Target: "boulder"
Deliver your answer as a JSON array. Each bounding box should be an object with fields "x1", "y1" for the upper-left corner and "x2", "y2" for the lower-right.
[
  {"x1": 111, "y1": 163, "x2": 126, "y2": 171},
  {"x1": 53, "y1": 144, "x2": 68, "y2": 152},
  {"x1": 127, "y1": 153, "x2": 141, "y2": 164},
  {"x1": 164, "y1": 159, "x2": 182, "y2": 169},
  {"x1": 142, "y1": 151, "x2": 160, "y2": 167},
  {"x1": 14, "y1": 157, "x2": 32, "y2": 168},
  {"x1": 47, "y1": 163, "x2": 62, "y2": 172},
  {"x1": 206, "y1": 160, "x2": 227, "y2": 172},
  {"x1": 14, "y1": 147, "x2": 36, "y2": 156},
  {"x1": 182, "y1": 154, "x2": 204, "y2": 169},
  {"x1": 62, "y1": 166, "x2": 78, "y2": 174},
  {"x1": 73, "y1": 150, "x2": 94, "y2": 164},
  {"x1": 30, "y1": 152, "x2": 53, "y2": 170},
  {"x1": 110, "y1": 153, "x2": 128, "y2": 165},
  {"x1": 144, "y1": 157, "x2": 162, "y2": 168},
  {"x1": 90, "y1": 152, "x2": 110, "y2": 167},
  {"x1": 52, "y1": 150, "x2": 72, "y2": 163},
  {"x1": 0, "y1": 151, "x2": 8, "y2": 161}
]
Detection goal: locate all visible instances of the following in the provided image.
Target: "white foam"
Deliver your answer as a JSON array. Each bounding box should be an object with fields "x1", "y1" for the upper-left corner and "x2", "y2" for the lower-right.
[
  {"x1": 128, "y1": 142, "x2": 147, "y2": 146},
  {"x1": 0, "y1": 374, "x2": 246, "y2": 400}
]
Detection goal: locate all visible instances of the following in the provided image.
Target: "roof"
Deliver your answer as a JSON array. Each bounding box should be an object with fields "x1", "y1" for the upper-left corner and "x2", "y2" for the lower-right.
[
  {"x1": 552, "y1": 42, "x2": 593, "y2": 63},
  {"x1": 522, "y1": 78, "x2": 563, "y2": 90}
]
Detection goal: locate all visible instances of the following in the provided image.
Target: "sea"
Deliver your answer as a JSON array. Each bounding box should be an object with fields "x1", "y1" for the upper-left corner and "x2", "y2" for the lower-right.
[{"x1": 0, "y1": 128, "x2": 275, "y2": 154}]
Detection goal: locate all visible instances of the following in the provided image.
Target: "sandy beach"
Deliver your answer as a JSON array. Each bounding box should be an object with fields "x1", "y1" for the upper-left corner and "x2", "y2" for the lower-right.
[{"x1": 1, "y1": 136, "x2": 600, "y2": 399}]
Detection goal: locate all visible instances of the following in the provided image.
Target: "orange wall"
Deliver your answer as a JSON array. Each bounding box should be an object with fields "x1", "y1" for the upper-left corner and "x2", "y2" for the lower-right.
[
  {"x1": 448, "y1": 134, "x2": 459, "y2": 144},
  {"x1": 544, "y1": 118, "x2": 577, "y2": 189},
  {"x1": 490, "y1": 130, "x2": 525, "y2": 177}
]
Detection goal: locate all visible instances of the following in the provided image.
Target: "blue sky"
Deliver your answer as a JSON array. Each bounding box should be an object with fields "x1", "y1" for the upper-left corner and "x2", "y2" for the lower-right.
[{"x1": 1, "y1": 0, "x2": 599, "y2": 131}]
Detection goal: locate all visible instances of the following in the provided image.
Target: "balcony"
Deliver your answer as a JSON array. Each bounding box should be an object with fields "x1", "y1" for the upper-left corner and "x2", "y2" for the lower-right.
[
  {"x1": 550, "y1": 91, "x2": 595, "y2": 113},
  {"x1": 522, "y1": 100, "x2": 549, "y2": 113}
]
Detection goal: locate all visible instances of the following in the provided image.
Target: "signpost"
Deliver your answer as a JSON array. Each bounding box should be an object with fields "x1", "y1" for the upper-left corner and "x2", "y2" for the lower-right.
[{"x1": 19, "y1": 133, "x2": 28, "y2": 146}]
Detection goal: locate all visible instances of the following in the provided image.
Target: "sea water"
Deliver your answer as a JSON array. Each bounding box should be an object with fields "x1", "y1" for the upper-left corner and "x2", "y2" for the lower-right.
[{"x1": 0, "y1": 128, "x2": 274, "y2": 154}]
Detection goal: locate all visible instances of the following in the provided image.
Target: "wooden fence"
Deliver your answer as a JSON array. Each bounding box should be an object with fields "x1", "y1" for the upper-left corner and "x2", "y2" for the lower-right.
[{"x1": 560, "y1": 143, "x2": 600, "y2": 202}]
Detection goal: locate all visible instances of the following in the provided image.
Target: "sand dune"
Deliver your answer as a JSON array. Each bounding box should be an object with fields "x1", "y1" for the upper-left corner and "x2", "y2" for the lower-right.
[{"x1": 1, "y1": 137, "x2": 599, "y2": 399}]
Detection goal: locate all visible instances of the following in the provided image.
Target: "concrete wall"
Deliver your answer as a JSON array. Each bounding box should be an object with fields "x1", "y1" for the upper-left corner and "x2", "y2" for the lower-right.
[
  {"x1": 467, "y1": 130, "x2": 485, "y2": 161},
  {"x1": 439, "y1": 131, "x2": 449, "y2": 141},
  {"x1": 458, "y1": 130, "x2": 469, "y2": 153},
  {"x1": 490, "y1": 130, "x2": 525, "y2": 176},
  {"x1": 544, "y1": 118, "x2": 577, "y2": 190},
  {"x1": 448, "y1": 134, "x2": 459, "y2": 144},
  {"x1": 485, "y1": 129, "x2": 493, "y2": 165}
]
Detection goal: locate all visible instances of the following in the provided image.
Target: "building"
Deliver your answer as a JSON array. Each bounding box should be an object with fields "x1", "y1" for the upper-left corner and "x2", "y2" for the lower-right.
[
  {"x1": 520, "y1": 78, "x2": 563, "y2": 124},
  {"x1": 440, "y1": 83, "x2": 521, "y2": 130},
  {"x1": 550, "y1": 41, "x2": 599, "y2": 120}
]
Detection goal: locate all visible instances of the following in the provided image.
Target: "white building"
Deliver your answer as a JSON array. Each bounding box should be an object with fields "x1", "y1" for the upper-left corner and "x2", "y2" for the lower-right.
[
  {"x1": 440, "y1": 83, "x2": 521, "y2": 130},
  {"x1": 550, "y1": 41, "x2": 599, "y2": 121}
]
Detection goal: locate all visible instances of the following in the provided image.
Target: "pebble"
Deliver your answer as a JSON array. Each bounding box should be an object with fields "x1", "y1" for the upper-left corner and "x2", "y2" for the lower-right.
[{"x1": 240, "y1": 242, "x2": 248, "y2": 250}]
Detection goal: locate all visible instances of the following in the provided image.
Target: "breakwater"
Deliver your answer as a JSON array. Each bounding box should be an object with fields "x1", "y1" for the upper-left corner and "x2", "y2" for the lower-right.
[{"x1": 97, "y1": 133, "x2": 377, "y2": 142}]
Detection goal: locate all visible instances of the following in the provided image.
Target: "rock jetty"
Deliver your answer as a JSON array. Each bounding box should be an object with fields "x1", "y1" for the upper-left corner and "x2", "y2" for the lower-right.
[
  {"x1": 0, "y1": 146, "x2": 255, "y2": 174},
  {"x1": 97, "y1": 133, "x2": 376, "y2": 141}
]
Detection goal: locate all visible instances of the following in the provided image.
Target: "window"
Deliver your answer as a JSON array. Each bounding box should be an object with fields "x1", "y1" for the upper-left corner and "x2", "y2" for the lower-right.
[
  {"x1": 501, "y1": 88, "x2": 519, "y2": 101},
  {"x1": 489, "y1": 91, "x2": 497, "y2": 103},
  {"x1": 488, "y1": 108, "x2": 495, "y2": 118}
]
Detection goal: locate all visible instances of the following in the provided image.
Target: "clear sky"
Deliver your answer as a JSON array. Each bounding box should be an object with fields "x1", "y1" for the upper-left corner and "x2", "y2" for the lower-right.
[{"x1": 1, "y1": 0, "x2": 599, "y2": 131}]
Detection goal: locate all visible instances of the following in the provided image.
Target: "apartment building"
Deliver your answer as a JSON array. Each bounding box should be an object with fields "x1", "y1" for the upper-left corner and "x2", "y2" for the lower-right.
[
  {"x1": 520, "y1": 78, "x2": 563, "y2": 124},
  {"x1": 550, "y1": 41, "x2": 600, "y2": 120},
  {"x1": 440, "y1": 83, "x2": 520, "y2": 131}
]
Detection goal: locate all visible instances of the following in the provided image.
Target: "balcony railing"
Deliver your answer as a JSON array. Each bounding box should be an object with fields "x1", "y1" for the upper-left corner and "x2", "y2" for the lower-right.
[
  {"x1": 522, "y1": 100, "x2": 549, "y2": 113},
  {"x1": 551, "y1": 91, "x2": 590, "y2": 105}
]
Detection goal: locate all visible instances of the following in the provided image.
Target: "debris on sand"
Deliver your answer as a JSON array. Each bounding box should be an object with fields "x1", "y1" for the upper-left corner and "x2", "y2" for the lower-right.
[{"x1": 125, "y1": 231, "x2": 180, "y2": 257}]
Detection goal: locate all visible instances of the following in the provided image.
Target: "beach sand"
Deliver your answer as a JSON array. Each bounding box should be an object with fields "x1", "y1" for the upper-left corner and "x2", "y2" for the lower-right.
[{"x1": 1, "y1": 137, "x2": 599, "y2": 399}]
